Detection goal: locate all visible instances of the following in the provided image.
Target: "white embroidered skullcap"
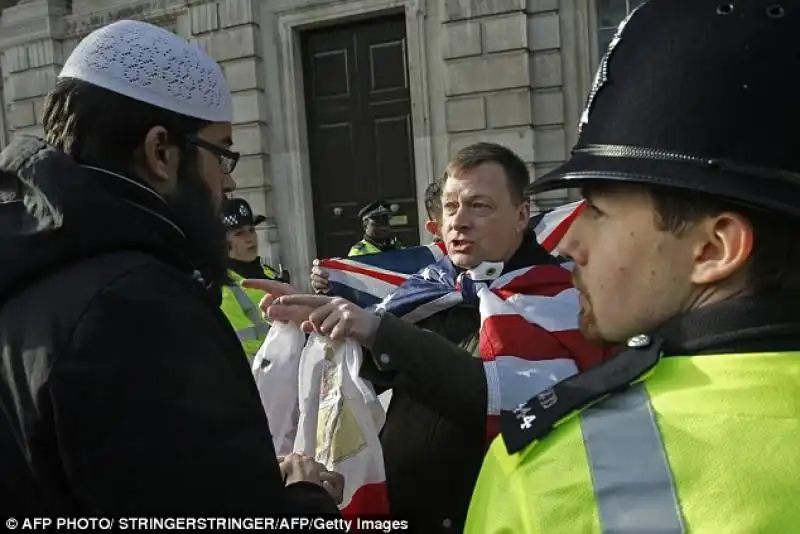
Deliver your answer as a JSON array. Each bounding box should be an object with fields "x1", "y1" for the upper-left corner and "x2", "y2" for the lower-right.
[{"x1": 59, "y1": 19, "x2": 232, "y2": 123}]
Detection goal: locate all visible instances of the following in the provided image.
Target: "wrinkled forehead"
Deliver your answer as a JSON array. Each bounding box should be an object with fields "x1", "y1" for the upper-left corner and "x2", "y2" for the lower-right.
[{"x1": 442, "y1": 163, "x2": 510, "y2": 199}]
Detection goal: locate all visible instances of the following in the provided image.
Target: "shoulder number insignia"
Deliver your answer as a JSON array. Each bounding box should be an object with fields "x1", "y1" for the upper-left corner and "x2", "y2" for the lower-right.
[{"x1": 500, "y1": 335, "x2": 663, "y2": 455}]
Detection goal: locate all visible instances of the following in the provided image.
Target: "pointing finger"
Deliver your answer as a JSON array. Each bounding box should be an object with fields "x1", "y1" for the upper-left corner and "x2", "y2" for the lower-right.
[
  {"x1": 278, "y1": 294, "x2": 343, "y2": 308},
  {"x1": 241, "y1": 279, "x2": 298, "y2": 296}
]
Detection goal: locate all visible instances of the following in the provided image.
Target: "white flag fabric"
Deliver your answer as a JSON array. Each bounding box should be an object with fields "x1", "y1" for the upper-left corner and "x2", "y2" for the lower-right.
[
  {"x1": 294, "y1": 335, "x2": 390, "y2": 517},
  {"x1": 251, "y1": 321, "x2": 304, "y2": 457}
]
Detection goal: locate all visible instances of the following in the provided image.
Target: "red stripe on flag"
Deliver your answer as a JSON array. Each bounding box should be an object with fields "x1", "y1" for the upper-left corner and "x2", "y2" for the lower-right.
[
  {"x1": 494, "y1": 265, "x2": 573, "y2": 298},
  {"x1": 322, "y1": 259, "x2": 408, "y2": 287},
  {"x1": 539, "y1": 201, "x2": 586, "y2": 253},
  {"x1": 341, "y1": 481, "x2": 391, "y2": 520},
  {"x1": 480, "y1": 315, "x2": 605, "y2": 371},
  {"x1": 479, "y1": 314, "x2": 574, "y2": 362}
]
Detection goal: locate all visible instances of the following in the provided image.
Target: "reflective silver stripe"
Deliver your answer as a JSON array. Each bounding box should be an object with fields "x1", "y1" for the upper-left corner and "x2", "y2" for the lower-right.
[
  {"x1": 237, "y1": 326, "x2": 261, "y2": 341},
  {"x1": 230, "y1": 284, "x2": 261, "y2": 323},
  {"x1": 580, "y1": 383, "x2": 685, "y2": 533},
  {"x1": 230, "y1": 284, "x2": 270, "y2": 341}
]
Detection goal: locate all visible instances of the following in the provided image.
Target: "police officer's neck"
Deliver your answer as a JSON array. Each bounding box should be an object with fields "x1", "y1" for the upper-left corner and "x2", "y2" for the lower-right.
[{"x1": 684, "y1": 280, "x2": 751, "y2": 314}]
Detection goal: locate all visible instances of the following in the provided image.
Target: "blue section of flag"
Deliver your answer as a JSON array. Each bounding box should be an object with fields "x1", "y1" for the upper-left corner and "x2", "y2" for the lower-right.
[
  {"x1": 341, "y1": 245, "x2": 443, "y2": 275},
  {"x1": 326, "y1": 282, "x2": 383, "y2": 309},
  {"x1": 323, "y1": 244, "x2": 452, "y2": 313},
  {"x1": 372, "y1": 258, "x2": 460, "y2": 317}
]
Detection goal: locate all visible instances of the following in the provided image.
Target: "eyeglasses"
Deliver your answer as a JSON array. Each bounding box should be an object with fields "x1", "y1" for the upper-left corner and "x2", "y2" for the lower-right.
[{"x1": 184, "y1": 135, "x2": 240, "y2": 175}]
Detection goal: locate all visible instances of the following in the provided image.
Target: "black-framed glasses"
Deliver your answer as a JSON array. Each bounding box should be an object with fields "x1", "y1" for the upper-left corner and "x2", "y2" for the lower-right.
[{"x1": 185, "y1": 135, "x2": 240, "y2": 175}]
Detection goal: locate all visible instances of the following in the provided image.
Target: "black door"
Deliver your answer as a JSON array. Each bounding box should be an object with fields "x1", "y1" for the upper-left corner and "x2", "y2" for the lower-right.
[{"x1": 302, "y1": 14, "x2": 419, "y2": 259}]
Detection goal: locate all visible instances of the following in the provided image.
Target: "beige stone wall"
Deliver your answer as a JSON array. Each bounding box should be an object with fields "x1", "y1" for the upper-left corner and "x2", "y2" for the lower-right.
[
  {"x1": 441, "y1": 0, "x2": 592, "y2": 209},
  {"x1": 0, "y1": 0, "x2": 598, "y2": 273},
  {"x1": 0, "y1": 1, "x2": 69, "y2": 141}
]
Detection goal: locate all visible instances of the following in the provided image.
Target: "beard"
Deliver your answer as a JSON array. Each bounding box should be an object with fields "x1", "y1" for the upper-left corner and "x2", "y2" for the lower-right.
[{"x1": 161, "y1": 153, "x2": 229, "y2": 289}]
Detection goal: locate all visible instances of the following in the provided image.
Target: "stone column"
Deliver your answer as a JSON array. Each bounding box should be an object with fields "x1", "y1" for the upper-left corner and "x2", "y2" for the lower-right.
[
  {"x1": 0, "y1": 0, "x2": 69, "y2": 140},
  {"x1": 179, "y1": 0, "x2": 280, "y2": 267},
  {"x1": 441, "y1": 0, "x2": 574, "y2": 209}
]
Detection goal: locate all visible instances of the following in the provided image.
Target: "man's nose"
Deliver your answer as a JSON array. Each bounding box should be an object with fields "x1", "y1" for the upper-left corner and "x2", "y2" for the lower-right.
[
  {"x1": 450, "y1": 205, "x2": 471, "y2": 229},
  {"x1": 556, "y1": 219, "x2": 584, "y2": 263}
]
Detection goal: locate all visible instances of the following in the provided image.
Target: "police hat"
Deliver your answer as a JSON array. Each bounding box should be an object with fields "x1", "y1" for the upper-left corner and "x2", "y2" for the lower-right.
[
  {"x1": 359, "y1": 200, "x2": 393, "y2": 221},
  {"x1": 221, "y1": 198, "x2": 266, "y2": 229},
  {"x1": 531, "y1": 0, "x2": 800, "y2": 218}
]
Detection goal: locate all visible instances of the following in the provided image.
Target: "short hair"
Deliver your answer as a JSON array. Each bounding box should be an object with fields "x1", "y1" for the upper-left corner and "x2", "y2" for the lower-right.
[
  {"x1": 42, "y1": 77, "x2": 210, "y2": 175},
  {"x1": 586, "y1": 182, "x2": 800, "y2": 294},
  {"x1": 443, "y1": 142, "x2": 530, "y2": 204},
  {"x1": 424, "y1": 179, "x2": 442, "y2": 220}
]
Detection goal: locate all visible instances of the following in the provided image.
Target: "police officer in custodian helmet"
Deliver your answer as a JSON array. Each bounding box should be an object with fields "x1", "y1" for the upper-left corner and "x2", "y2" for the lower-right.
[{"x1": 467, "y1": 1, "x2": 800, "y2": 532}]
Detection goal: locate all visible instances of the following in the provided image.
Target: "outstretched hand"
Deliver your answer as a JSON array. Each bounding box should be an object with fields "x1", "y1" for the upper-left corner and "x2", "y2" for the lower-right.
[
  {"x1": 240, "y1": 279, "x2": 315, "y2": 328},
  {"x1": 242, "y1": 278, "x2": 380, "y2": 347}
]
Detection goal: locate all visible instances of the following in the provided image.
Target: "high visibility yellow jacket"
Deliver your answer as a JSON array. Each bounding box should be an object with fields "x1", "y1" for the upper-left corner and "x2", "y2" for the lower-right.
[
  {"x1": 466, "y1": 336, "x2": 800, "y2": 534},
  {"x1": 348, "y1": 237, "x2": 404, "y2": 257},
  {"x1": 220, "y1": 266, "x2": 278, "y2": 359}
]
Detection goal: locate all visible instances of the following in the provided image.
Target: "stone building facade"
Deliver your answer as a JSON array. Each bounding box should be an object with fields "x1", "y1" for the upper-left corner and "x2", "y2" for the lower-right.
[{"x1": 0, "y1": 0, "x2": 643, "y2": 286}]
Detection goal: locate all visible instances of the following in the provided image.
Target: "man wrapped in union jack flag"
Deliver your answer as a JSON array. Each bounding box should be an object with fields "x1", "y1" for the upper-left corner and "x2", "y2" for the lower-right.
[{"x1": 244, "y1": 143, "x2": 607, "y2": 533}]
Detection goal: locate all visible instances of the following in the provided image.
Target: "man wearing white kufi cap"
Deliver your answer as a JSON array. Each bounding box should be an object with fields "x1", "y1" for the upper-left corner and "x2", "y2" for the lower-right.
[{"x1": 0, "y1": 20, "x2": 342, "y2": 515}]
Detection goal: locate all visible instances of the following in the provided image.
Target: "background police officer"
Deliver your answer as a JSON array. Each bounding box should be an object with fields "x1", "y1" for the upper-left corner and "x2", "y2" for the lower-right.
[
  {"x1": 467, "y1": 0, "x2": 800, "y2": 531},
  {"x1": 348, "y1": 200, "x2": 405, "y2": 257},
  {"x1": 220, "y1": 197, "x2": 288, "y2": 358}
]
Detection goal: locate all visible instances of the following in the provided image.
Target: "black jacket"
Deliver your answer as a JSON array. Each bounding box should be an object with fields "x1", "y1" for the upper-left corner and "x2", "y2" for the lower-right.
[
  {"x1": 361, "y1": 233, "x2": 560, "y2": 533},
  {"x1": 656, "y1": 291, "x2": 800, "y2": 355},
  {"x1": 0, "y1": 137, "x2": 337, "y2": 516}
]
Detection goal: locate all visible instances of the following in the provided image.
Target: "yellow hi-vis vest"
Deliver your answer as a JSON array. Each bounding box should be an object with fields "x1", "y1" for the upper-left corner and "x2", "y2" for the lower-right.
[
  {"x1": 220, "y1": 266, "x2": 277, "y2": 359},
  {"x1": 348, "y1": 237, "x2": 405, "y2": 257},
  {"x1": 348, "y1": 239, "x2": 384, "y2": 257},
  {"x1": 466, "y1": 336, "x2": 800, "y2": 534}
]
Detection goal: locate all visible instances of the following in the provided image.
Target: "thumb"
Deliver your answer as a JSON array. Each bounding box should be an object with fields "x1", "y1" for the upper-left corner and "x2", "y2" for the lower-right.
[{"x1": 241, "y1": 278, "x2": 298, "y2": 296}]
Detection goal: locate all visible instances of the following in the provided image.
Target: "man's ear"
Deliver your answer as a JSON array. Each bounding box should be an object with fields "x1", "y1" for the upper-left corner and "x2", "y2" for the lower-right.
[
  {"x1": 139, "y1": 125, "x2": 180, "y2": 194},
  {"x1": 424, "y1": 219, "x2": 439, "y2": 238},
  {"x1": 690, "y1": 212, "x2": 754, "y2": 286},
  {"x1": 517, "y1": 201, "x2": 530, "y2": 232}
]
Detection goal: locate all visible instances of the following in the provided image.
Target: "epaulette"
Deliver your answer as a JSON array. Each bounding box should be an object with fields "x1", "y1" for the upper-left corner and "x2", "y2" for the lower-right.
[{"x1": 500, "y1": 334, "x2": 663, "y2": 454}]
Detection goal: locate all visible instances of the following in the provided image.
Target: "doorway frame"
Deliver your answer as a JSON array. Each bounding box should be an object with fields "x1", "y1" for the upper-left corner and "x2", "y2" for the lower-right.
[{"x1": 273, "y1": 0, "x2": 435, "y2": 281}]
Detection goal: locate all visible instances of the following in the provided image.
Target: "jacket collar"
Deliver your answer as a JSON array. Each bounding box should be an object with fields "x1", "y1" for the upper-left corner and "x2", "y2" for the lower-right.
[
  {"x1": 656, "y1": 292, "x2": 800, "y2": 355},
  {"x1": 502, "y1": 229, "x2": 560, "y2": 274},
  {"x1": 81, "y1": 165, "x2": 187, "y2": 242},
  {"x1": 80, "y1": 165, "x2": 216, "y2": 293}
]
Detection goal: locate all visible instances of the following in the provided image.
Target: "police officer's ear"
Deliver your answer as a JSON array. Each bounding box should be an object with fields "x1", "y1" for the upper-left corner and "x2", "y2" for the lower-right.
[
  {"x1": 689, "y1": 211, "x2": 754, "y2": 286},
  {"x1": 137, "y1": 125, "x2": 180, "y2": 195}
]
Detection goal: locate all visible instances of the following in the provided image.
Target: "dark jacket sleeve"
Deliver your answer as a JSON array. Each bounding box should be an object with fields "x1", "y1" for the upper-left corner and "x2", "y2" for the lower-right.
[
  {"x1": 360, "y1": 313, "x2": 487, "y2": 427},
  {"x1": 47, "y1": 265, "x2": 338, "y2": 516}
]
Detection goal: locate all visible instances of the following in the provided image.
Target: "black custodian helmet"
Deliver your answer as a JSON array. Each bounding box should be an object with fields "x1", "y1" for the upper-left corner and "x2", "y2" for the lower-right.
[{"x1": 531, "y1": 0, "x2": 800, "y2": 218}]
